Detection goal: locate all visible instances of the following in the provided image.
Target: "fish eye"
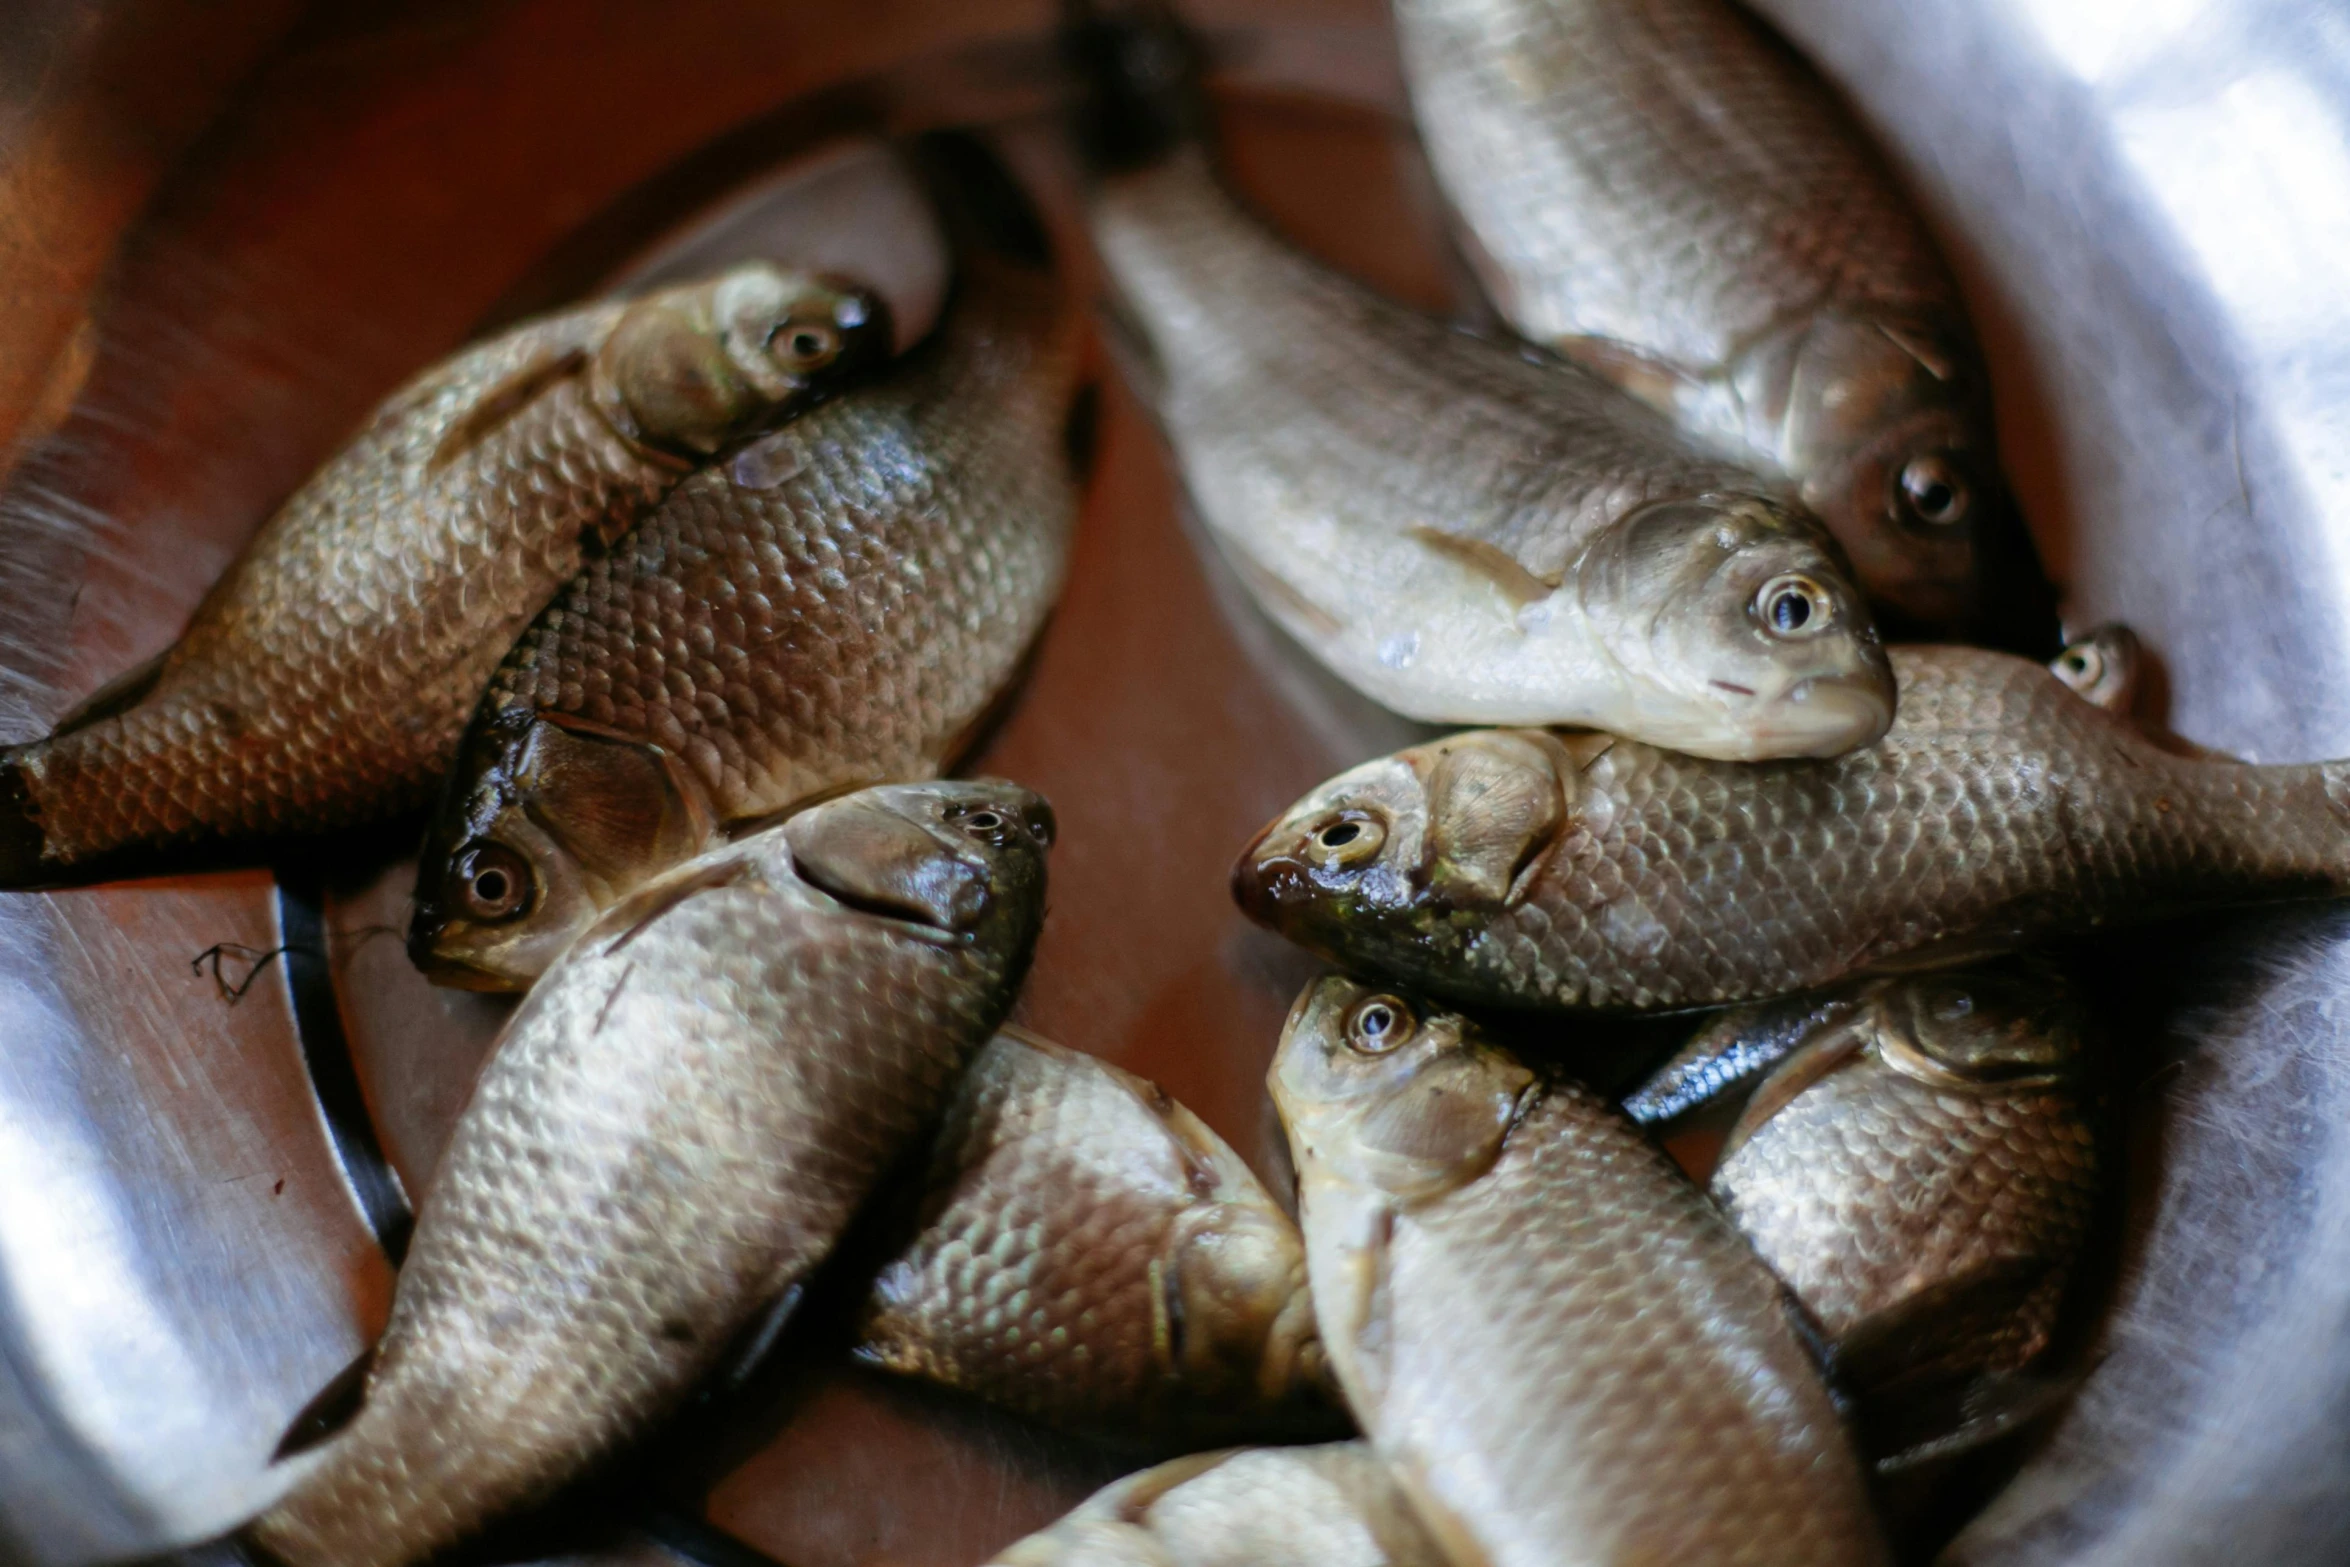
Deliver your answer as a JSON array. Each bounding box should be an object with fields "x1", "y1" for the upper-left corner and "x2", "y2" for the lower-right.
[
  {"x1": 948, "y1": 802, "x2": 1019, "y2": 847},
  {"x1": 1896, "y1": 453, "x2": 1970, "y2": 527},
  {"x1": 1754, "y1": 574, "x2": 1834, "y2": 639},
  {"x1": 773, "y1": 321, "x2": 842, "y2": 372},
  {"x1": 2056, "y1": 645, "x2": 2102, "y2": 686},
  {"x1": 453, "y1": 842, "x2": 533, "y2": 923},
  {"x1": 1346, "y1": 995, "x2": 1416, "y2": 1055},
  {"x1": 1304, "y1": 813, "x2": 1386, "y2": 868}
]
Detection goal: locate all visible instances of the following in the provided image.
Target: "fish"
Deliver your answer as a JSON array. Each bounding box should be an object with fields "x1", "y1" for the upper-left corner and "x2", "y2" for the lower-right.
[
  {"x1": 1075, "y1": 7, "x2": 1893, "y2": 761},
  {"x1": 247, "y1": 778, "x2": 1054, "y2": 1567},
  {"x1": 1234, "y1": 643, "x2": 2350, "y2": 1014},
  {"x1": 1391, "y1": 0, "x2": 2055, "y2": 644},
  {"x1": 0, "y1": 264, "x2": 890, "y2": 886},
  {"x1": 1656, "y1": 964, "x2": 2104, "y2": 1453},
  {"x1": 1272, "y1": 976, "x2": 1887, "y2": 1567},
  {"x1": 407, "y1": 194, "x2": 1083, "y2": 990},
  {"x1": 989, "y1": 1443, "x2": 1446, "y2": 1567},
  {"x1": 2049, "y1": 623, "x2": 2142, "y2": 717},
  {"x1": 855, "y1": 1027, "x2": 1337, "y2": 1446}
]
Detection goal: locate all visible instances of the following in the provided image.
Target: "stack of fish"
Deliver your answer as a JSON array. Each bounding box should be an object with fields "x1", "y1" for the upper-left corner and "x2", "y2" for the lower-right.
[{"x1": 3, "y1": 0, "x2": 2345, "y2": 1563}]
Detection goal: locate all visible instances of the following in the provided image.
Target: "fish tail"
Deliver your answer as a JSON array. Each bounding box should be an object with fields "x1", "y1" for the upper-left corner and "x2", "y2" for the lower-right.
[
  {"x1": 1060, "y1": 0, "x2": 1206, "y2": 175},
  {"x1": 0, "y1": 753, "x2": 54, "y2": 890}
]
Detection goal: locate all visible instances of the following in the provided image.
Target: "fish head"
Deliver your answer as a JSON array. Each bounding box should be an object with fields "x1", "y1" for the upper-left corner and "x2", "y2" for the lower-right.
[
  {"x1": 2049, "y1": 623, "x2": 2144, "y2": 717},
  {"x1": 1232, "y1": 732, "x2": 1569, "y2": 985},
  {"x1": 590, "y1": 262, "x2": 892, "y2": 457},
  {"x1": 782, "y1": 778, "x2": 1054, "y2": 946},
  {"x1": 1782, "y1": 315, "x2": 1992, "y2": 635},
  {"x1": 1573, "y1": 494, "x2": 1894, "y2": 759},
  {"x1": 407, "y1": 713, "x2": 718, "y2": 991},
  {"x1": 1870, "y1": 965, "x2": 2088, "y2": 1092},
  {"x1": 1270, "y1": 976, "x2": 1536, "y2": 1208}
]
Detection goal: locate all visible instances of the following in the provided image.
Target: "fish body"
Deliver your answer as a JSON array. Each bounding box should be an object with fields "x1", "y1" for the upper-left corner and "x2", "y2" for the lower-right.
[
  {"x1": 990, "y1": 1443, "x2": 1445, "y2": 1567},
  {"x1": 1236, "y1": 645, "x2": 2350, "y2": 1013},
  {"x1": 1392, "y1": 0, "x2": 2028, "y2": 637},
  {"x1": 1091, "y1": 152, "x2": 1893, "y2": 761},
  {"x1": 0, "y1": 266, "x2": 887, "y2": 885},
  {"x1": 1684, "y1": 966, "x2": 2102, "y2": 1413},
  {"x1": 409, "y1": 250, "x2": 1081, "y2": 989},
  {"x1": 856, "y1": 1028, "x2": 1334, "y2": 1444},
  {"x1": 1272, "y1": 977, "x2": 1885, "y2": 1567},
  {"x1": 250, "y1": 780, "x2": 1053, "y2": 1567}
]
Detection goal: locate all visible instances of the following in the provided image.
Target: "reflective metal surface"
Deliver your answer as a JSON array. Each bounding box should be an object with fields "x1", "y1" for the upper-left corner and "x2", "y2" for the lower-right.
[{"x1": 2, "y1": 1, "x2": 2348, "y2": 1564}]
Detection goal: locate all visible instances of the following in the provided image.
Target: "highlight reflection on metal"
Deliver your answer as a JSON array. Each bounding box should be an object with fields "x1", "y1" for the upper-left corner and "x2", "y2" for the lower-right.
[{"x1": 0, "y1": 2, "x2": 2345, "y2": 1565}]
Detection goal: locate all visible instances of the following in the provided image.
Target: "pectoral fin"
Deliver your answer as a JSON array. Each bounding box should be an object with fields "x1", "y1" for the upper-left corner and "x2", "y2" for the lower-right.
[
  {"x1": 1406, "y1": 526, "x2": 1556, "y2": 610},
  {"x1": 429, "y1": 345, "x2": 588, "y2": 471}
]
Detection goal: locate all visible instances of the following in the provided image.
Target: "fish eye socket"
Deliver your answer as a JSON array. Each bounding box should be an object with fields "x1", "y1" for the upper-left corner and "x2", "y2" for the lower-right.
[
  {"x1": 453, "y1": 842, "x2": 533, "y2": 923},
  {"x1": 1896, "y1": 453, "x2": 1970, "y2": 527},
  {"x1": 948, "y1": 802, "x2": 1018, "y2": 846},
  {"x1": 1304, "y1": 813, "x2": 1386, "y2": 868},
  {"x1": 2056, "y1": 646, "x2": 2101, "y2": 685},
  {"x1": 774, "y1": 321, "x2": 842, "y2": 372},
  {"x1": 1754, "y1": 574, "x2": 1834, "y2": 639},
  {"x1": 1346, "y1": 995, "x2": 1416, "y2": 1055}
]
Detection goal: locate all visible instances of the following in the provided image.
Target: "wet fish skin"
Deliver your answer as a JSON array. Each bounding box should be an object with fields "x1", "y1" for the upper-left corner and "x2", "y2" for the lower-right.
[
  {"x1": 1693, "y1": 965, "x2": 2103, "y2": 1407},
  {"x1": 1091, "y1": 152, "x2": 1894, "y2": 762},
  {"x1": 409, "y1": 251, "x2": 1082, "y2": 989},
  {"x1": 1235, "y1": 645, "x2": 2350, "y2": 1014},
  {"x1": 1392, "y1": 0, "x2": 2020, "y2": 637},
  {"x1": 247, "y1": 780, "x2": 1053, "y2": 1567},
  {"x1": 1273, "y1": 976, "x2": 1886, "y2": 1567},
  {"x1": 855, "y1": 1027, "x2": 1335, "y2": 1445},
  {"x1": 0, "y1": 265, "x2": 888, "y2": 885},
  {"x1": 990, "y1": 1443, "x2": 1446, "y2": 1567}
]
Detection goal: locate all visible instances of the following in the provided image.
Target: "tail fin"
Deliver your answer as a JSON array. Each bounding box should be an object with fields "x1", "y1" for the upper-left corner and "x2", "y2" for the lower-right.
[
  {"x1": 1061, "y1": 0, "x2": 1205, "y2": 175},
  {"x1": 0, "y1": 758, "x2": 52, "y2": 889}
]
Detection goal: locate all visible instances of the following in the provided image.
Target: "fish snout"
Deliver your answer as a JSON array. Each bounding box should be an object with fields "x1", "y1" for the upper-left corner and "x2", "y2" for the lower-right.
[
  {"x1": 1744, "y1": 671, "x2": 1897, "y2": 760},
  {"x1": 784, "y1": 781, "x2": 1051, "y2": 934},
  {"x1": 1230, "y1": 836, "x2": 1315, "y2": 928}
]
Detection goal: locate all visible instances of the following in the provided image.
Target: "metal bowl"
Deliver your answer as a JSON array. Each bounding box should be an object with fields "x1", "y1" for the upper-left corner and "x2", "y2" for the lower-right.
[{"x1": 1, "y1": 2, "x2": 2345, "y2": 1563}]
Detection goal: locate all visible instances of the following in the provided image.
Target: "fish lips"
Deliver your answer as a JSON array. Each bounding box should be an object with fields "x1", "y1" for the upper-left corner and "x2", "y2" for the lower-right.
[{"x1": 783, "y1": 790, "x2": 1021, "y2": 935}]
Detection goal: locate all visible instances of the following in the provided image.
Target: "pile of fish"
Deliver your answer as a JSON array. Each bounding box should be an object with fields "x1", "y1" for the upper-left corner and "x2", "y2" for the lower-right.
[{"x1": 5, "y1": 0, "x2": 2344, "y2": 1563}]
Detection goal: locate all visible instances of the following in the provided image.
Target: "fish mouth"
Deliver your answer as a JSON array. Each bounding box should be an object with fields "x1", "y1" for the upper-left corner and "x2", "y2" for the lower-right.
[
  {"x1": 785, "y1": 797, "x2": 989, "y2": 933},
  {"x1": 405, "y1": 940, "x2": 527, "y2": 993},
  {"x1": 1728, "y1": 673, "x2": 1896, "y2": 760},
  {"x1": 1230, "y1": 830, "x2": 1320, "y2": 928}
]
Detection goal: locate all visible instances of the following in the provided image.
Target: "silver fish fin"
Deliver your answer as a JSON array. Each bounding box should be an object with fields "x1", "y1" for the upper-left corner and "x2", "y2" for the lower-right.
[
  {"x1": 427, "y1": 344, "x2": 589, "y2": 472},
  {"x1": 713, "y1": 1283, "x2": 805, "y2": 1394},
  {"x1": 1873, "y1": 319, "x2": 1963, "y2": 383},
  {"x1": 1220, "y1": 536, "x2": 1347, "y2": 641},
  {"x1": 270, "y1": 1342, "x2": 378, "y2": 1461},
  {"x1": 48, "y1": 650, "x2": 168, "y2": 739},
  {"x1": 1553, "y1": 334, "x2": 1703, "y2": 416},
  {"x1": 1406, "y1": 526, "x2": 1556, "y2": 609}
]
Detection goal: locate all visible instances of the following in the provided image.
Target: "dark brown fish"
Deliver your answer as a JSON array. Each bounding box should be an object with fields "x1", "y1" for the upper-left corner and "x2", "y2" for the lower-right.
[
  {"x1": 0, "y1": 265, "x2": 888, "y2": 885},
  {"x1": 1236, "y1": 644, "x2": 2350, "y2": 1014},
  {"x1": 990, "y1": 1443, "x2": 1446, "y2": 1567},
  {"x1": 248, "y1": 780, "x2": 1053, "y2": 1567},
  {"x1": 1393, "y1": 0, "x2": 2051, "y2": 642},
  {"x1": 1683, "y1": 966, "x2": 2103, "y2": 1439},
  {"x1": 1274, "y1": 976, "x2": 1886, "y2": 1566},
  {"x1": 856, "y1": 1027, "x2": 1336, "y2": 1445},
  {"x1": 408, "y1": 243, "x2": 1082, "y2": 990}
]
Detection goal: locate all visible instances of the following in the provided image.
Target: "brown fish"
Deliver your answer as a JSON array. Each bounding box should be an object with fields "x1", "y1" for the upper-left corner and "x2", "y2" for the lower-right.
[
  {"x1": 0, "y1": 265, "x2": 888, "y2": 885},
  {"x1": 248, "y1": 779, "x2": 1053, "y2": 1567},
  {"x1": 1235, "y1": 644, "x2": 2350, "y2": 1014},
  {"x1": 990, "y1": 1443, "x2": 1446, "y2": 1567},
  {"x1": 1392, "y1": 0, "x2": 2053, "y2": 643},
  {"x1": 1681, "y1": 966, "x2": 2103, "y2": 1444},
  {"x1": 1274, "y1": 976, "x2": 1887, "y2": 1566},
  {"x1": 856, "y1": 1027, "x2": 1336, "y2": 1446},
  {"x1": 407, "y1": 236, "x2": 1082, "y2": 990}
]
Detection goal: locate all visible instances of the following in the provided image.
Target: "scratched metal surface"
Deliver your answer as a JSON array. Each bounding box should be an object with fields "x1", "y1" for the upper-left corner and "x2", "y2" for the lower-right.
[{"x1": 0, "y1": 2, "x2": 2346, "y2": 1565}]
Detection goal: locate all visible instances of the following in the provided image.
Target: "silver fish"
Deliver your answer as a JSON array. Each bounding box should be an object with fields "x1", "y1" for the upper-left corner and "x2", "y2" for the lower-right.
[
  {"x1": 1274, "y1": 975, "x2": 1887, "y2": 1567},
  {"x1": 248, "y1": 779, "x2": 1053, "y2": 1567},
  {"x1": 990, "y1": 1443, "x2": 1446, "y2": 1567}
]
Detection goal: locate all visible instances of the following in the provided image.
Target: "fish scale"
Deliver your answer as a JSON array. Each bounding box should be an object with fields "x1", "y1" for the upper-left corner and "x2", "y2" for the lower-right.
[
  {"x1": 855, "y1": 1030, "x2": 1331, "y2": 1444},
  {"x1": 250, "y1": 781, "x2": 1050, "y2": 1567},
  {"x1": 1238, "y1": 646, "x2": 2350, "y2": 1013}
]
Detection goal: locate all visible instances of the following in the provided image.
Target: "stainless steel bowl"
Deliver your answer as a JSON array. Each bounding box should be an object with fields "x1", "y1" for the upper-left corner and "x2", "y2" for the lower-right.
[{"x1": 1, "y1": 2, "x2": 2345, "y2": 1563}]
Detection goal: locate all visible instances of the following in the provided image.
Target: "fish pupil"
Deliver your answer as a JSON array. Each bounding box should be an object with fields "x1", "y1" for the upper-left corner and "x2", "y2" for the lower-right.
[
  {"x1": 1320, "y1": 822, "x2": 1362, "y2": 849},
  {"x1": 474, "y1": 868, "x2": 510, "y2": 902},
  {"x1": 1772, "y1": 592, "x2": 1810, "y2": 633}
]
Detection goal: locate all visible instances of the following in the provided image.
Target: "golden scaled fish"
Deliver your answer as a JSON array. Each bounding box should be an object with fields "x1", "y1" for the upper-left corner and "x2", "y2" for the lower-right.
[
  {"x1": 247, "y1": 779, "x2": 1054, "y2": 1567},
  {"x1": 1235, "y1": 644, "x2": 2350, "y2": 1015},
  {"x1": 856, "y1": 1027, "x2": 1337, "y2": 1446},
  {"x1": 1273, "y1": 977, "x2": 1887, "y2": 1567},
  {"x1": 1640, "y1": 965, "x2": 2103, "y2": 1452},
  {"x1": 0, "y1": 265, "x2": 889, "y2": 887},
  {"x1": 1391, "y1": 0, "x2": 2053, "y2": 644},
  {"x1": 1074, "y1": 4, "x2": 1891, "y2": 761},
  {"x1": 408, "y1": 236, "x2": 1082, "y2": 990},
  {"x1": 990, "y1": 1443, "x2": 1446, "y2": 1567}
]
